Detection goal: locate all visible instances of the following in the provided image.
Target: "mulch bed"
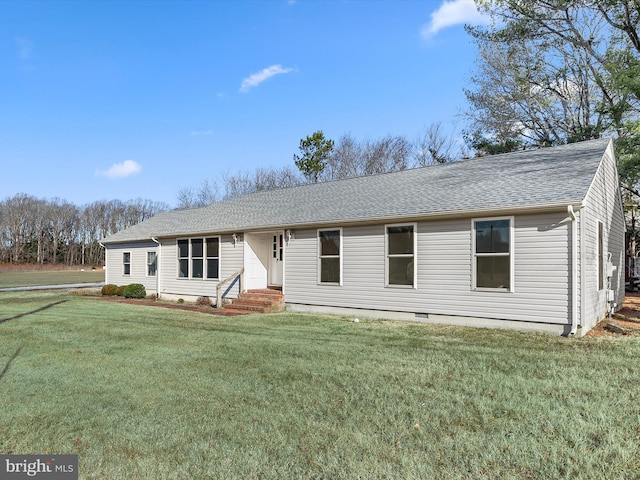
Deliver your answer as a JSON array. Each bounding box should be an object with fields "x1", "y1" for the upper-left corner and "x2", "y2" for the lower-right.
[
  {"x1": 98, "y1": 296, "x2": 244, "y2": 316},
  {"x1": 585, "y1": 292, "x2": 640, "y2": 337}
]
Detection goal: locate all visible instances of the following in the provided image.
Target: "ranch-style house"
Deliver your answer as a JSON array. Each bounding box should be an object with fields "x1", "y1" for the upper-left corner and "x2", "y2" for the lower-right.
[{"x1": 102, "y1": 138, "x2": 625, "y2": 336}]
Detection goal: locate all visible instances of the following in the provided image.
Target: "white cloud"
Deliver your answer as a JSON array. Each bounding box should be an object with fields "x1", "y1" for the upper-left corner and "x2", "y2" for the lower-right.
[
  {"x1": 97, "y1": 160, "x2": 142, "y2": 179},
  {"x1": 239, "y1": 64, "x2": 294, "y2": 93},
  {"x1": 190, "y1": 130, "x2": 214, "y2": 137},
  {"x1": 421, "y1": 0, "x2": 490, "y2": 40}
]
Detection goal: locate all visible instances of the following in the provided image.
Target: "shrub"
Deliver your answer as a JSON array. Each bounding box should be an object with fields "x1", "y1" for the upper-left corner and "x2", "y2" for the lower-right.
[
  {"x1": 101, "y1": 284, "x2": 119, "y2": 296},
  {"x1": 196, "y1": 296, "x2": 212, "y2": 306},
  {"x1": 69, "y1": 289, "x2": 102, "y2": 297},
  {"x1": 116, "y1": 285, "x2": 126, "y2": 297},
  {"x1": 123, "y1": 284, "x2": 146, "y2": 299},
  {"x1": 177, "y1": 298, "x2": 184, "y2": 304}
]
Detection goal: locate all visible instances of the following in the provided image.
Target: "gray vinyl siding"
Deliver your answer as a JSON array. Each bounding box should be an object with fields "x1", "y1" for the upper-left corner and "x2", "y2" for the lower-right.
[
  {"x1": 285, "y1": 212, "x2": 572, "y2": 325},
  {"x1": 157, "y1": 234, "x2": 244, "y2": 299},
  {"x1": 105, "y1": 241, "x2": 158, "y2": 292},
  {"x1": 576, "y1": 208, "x2": 583, "y2": 325},
  {"x1": 581, "y1": 145, "x2": 626, "y2": 330}
]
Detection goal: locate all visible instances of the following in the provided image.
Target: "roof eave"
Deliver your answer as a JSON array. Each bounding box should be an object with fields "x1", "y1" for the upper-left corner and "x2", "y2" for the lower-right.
[
  {"x1": 276, "y1": 201, "x2": 585, "y2": 231},
  {"x1": 121, "y1": 200, "x2": 584, "y2": 242}
]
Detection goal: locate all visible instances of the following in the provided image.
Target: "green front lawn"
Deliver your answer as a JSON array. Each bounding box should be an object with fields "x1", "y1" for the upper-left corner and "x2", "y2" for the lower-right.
[
  {"x1": 1, "y1": 291, "x2": 639, "y2": 479},
  {"x1": 0, "y1": 270, "x2": 104, "y2": 288}
]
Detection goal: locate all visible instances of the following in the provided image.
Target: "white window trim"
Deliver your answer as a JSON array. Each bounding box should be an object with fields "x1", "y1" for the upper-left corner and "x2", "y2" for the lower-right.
[
  {"x1": 471, "y1": 216, "x2": 514, "y2": 292},
  {"x1": 123, "y1": 251, "x2": 131, "y2": 276},
  {"x1": 317, "y1": 228, "x2": 343, "y2": 285},
  {"x1": 385, "y1": 222, "x2": 417, "y2": 289},
  {"x1": 146, "y1": 251, "x2": 157, "y2": 277},
  {"x1": 177, "y1": 237, "x2": 221, "y2": 280}
]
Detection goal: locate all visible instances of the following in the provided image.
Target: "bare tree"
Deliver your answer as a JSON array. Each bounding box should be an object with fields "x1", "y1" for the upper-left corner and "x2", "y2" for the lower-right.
[
  {"x1": 464, "y1": 32, "x2": 607, "y2": 150},
  {"x1": 466, "y1": 0, "x2": 640, "y2": 158},
  {"x1": 413, "y1": 123, "x2": 460, "y2": 165},
  {"x1": 361, "y1": 135, "x2": 413, "y2": 175},
  {"x1": 254, "y1": 166, "x2": 301, "y2": 192},
  {"x1": 3, "y1": 194, "x2": 33, "y2": 263},
  {"x1": 222, "y1": 166, "x2": 303, "y2": 200},
  {"x1": 176, "y1": 179, "x2": 220, "y2": 209},
  {"x1": 222, "y1": 170, "x2": 259, "y2": 200},
  {"x1": 321, "y1": 133, "x2": 363, "y2": 181},
  {"x1": 48, "y1": 199, "x2": 79, "y2": 265}
]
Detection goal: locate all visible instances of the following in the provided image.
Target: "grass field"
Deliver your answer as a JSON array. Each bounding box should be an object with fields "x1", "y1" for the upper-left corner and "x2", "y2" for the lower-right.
[
  {"x1": 0, "y1": 269, "x2": 104, "y2": 288},
  {"x1": 1, "y1": 291, "x2": 639, "y2": 479}
]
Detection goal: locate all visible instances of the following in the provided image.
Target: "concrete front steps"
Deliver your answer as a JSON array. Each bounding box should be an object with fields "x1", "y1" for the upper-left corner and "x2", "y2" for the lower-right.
[{"x1": 222, "y1": 288, "x2": 285, "y2": 315}]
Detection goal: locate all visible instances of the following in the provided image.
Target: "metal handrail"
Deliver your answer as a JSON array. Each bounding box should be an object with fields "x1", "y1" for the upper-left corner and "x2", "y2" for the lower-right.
[{"x1": 216, "y1": 268, "x2": 244, "y2": 308}]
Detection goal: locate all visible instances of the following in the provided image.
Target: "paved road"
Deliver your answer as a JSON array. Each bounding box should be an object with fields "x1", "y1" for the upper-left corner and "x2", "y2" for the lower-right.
[{"x1": 0, "y1": 282, "x2": 104, "y2": 292}]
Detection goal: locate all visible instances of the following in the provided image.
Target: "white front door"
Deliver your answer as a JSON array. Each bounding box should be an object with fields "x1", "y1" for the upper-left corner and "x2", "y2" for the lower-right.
[{"x1": 269, "y1": 233, "x2": 284, "y2": 286}]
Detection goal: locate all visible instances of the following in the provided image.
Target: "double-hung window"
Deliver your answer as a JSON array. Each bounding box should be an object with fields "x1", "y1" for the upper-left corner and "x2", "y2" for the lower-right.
[
  {"x1": 318, "y1": 229, "x2": 341, "y2": 284},
  {"x1": 177, "y1": 237, "x2": 220, "y2": 279},
  {"x1": 206, "y1": 237, "x2": 220, "y2": 279},
  {"x1": 123, "y1": 252, "x2": 131, "y2": 276},
  {"x1": 147, "y1": 251, "x2": 157, "y2": 277},
  {"x1": 386, "y1": 224, "x2": 416, "y2": 287},
  {"x1": 473, "y1": 217, "x2": 513, "y2": 291},
  {"x1": 191, "y1": 239, "x2": 204, "y2": 278},
  {"x1": 178, "y1": 240, "x2": 189, "y2": 278}
]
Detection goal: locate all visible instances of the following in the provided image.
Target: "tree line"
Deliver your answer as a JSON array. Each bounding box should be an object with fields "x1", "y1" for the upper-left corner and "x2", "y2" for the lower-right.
[
  {"x1": 0, "y1": 194, "x2": 168, "y2": 266},
  {"x1": 177, "y1": 124, "x2": 461, "y2": 208}
]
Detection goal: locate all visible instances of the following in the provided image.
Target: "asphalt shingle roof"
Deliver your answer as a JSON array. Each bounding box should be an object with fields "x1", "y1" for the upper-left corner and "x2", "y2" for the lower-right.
[{"x1": 102, "y1": 138, "x2": 612, "y2": 244}]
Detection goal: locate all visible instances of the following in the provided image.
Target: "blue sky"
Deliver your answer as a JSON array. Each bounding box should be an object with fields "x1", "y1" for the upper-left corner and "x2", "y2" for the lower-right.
[{"x1": 1, "y1": 0, "x2": 489, "y2": 207}]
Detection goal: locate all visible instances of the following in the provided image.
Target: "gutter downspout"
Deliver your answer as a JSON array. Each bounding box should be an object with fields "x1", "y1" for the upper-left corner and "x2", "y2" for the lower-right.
[
  {"x1": 567, "y1": 206, "x2": 578, "y2": 336},
  {"x1": 151, "y1": 237, "x2": 160, "y2": 298},
  {"x1": 98, "y1": 241, "x2": 105, "y2": 282}
]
